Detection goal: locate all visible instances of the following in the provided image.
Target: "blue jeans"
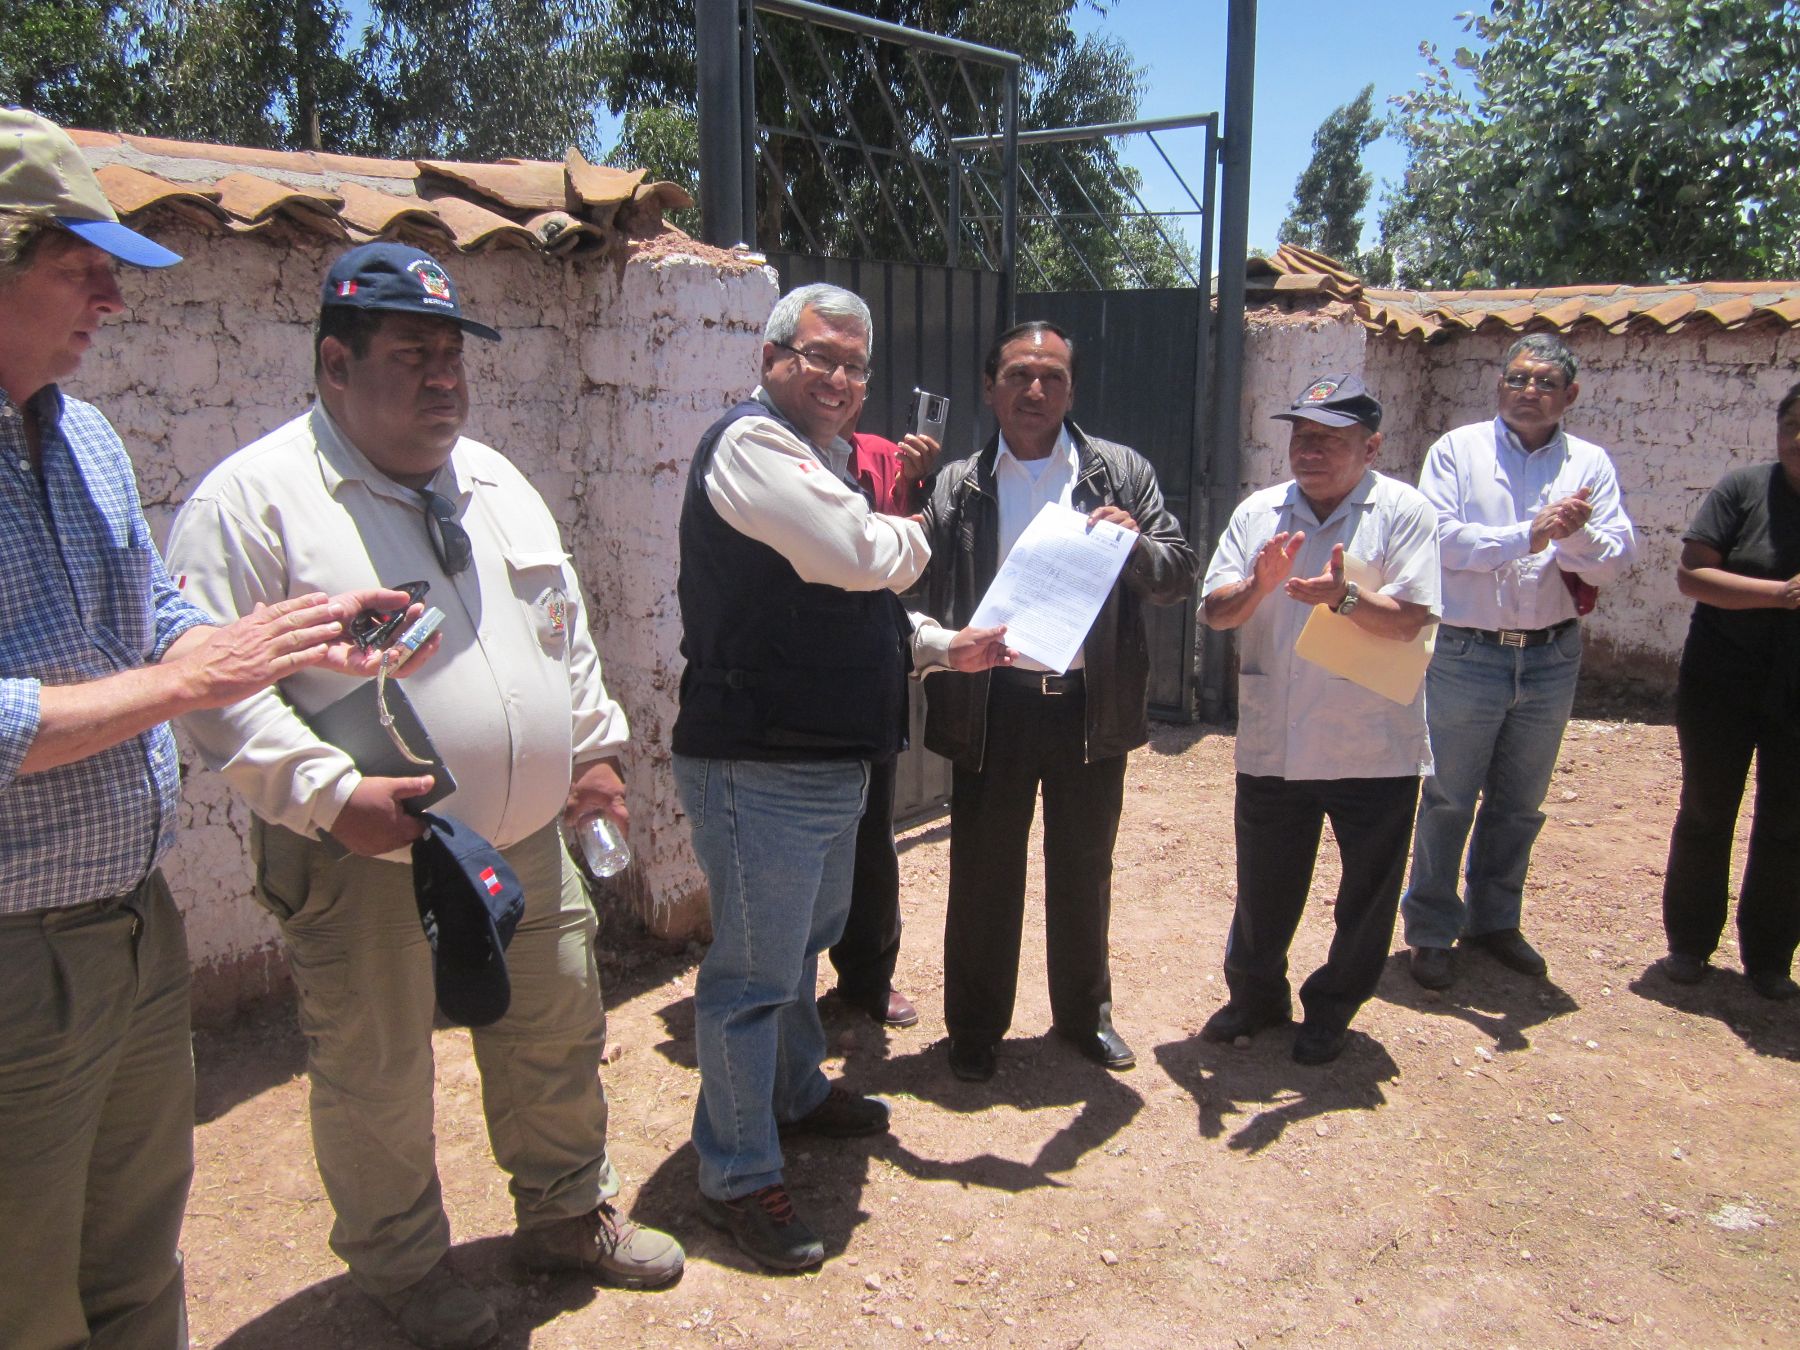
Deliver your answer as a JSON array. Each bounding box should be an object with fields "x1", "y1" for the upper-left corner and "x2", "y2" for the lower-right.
[
  {"x1": 675, "y1": 755, "x2": 868, "y2": 1201},
  {"x1": 1401, "y1": 622, "x2": 1583, "y2": 949}
]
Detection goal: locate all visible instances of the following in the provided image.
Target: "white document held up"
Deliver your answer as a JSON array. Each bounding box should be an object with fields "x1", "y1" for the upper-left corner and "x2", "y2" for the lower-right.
[
  {"x1": 969, "y1": 502, "x2": 1137, "y2": 673},
  {"x1": 1293, "y1": 556, "x2": 1437, "y2": 705}
]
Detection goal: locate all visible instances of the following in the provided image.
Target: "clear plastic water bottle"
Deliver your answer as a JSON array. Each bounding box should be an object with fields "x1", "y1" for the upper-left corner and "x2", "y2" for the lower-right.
[{"x1": 570, "y1": 814, "x2": 632, "y2": 879}]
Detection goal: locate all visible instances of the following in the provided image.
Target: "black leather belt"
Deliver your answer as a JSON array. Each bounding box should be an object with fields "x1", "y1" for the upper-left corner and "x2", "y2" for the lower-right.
[
  {"x1": 992, "y1": 667, "x2": 1084, "y2": 695},
  {"x1": 1456, "y1": 619, "x2": 1578, "y2": 649}
]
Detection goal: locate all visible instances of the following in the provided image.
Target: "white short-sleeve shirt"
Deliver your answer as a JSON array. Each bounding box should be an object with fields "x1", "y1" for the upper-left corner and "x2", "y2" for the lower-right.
[{"x1": 1203, "y1": 469, "x2": 1441, "y2": 781}]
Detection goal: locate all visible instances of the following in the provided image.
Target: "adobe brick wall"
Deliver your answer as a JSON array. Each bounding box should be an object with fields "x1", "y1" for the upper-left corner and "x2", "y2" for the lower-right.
[{"x1": 1240, "y1": 300, "x2": 1800, "y2": 701}]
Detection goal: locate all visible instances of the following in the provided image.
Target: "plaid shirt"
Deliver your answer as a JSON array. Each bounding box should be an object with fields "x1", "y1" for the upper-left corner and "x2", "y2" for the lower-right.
[{"x1": 0, "y1": 385, "x2": 214, "y2": 913}]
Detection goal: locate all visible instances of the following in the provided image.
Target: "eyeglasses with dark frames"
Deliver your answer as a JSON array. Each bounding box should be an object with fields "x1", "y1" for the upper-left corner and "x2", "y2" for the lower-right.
[
  {"x1": 419, "y1": 487, "x2": 473, "y2": 576},
  {"x1": 350, "y1": 580, "x2": 429, "y2": 651},
  {"x1": 1501, "y1": 371, "x2": 1567, "y2": 392},
  {"x1": 771, "y1": 340, "x2": 872, "y2": 386}
]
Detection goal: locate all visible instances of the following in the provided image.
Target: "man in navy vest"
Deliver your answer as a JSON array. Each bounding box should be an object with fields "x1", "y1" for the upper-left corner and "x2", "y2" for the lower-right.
[{"x1": 674, "y1": 283, "x2": 1010, "y2": 1272}]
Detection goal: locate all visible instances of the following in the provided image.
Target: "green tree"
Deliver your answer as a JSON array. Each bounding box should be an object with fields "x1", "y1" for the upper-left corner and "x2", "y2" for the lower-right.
[
  {"x1": 0, "y1": 2, "x2": 144, "y2": 130},
  {"x1": 1380, "y1": 1, "x2": 1800, "y2": 287},
  {"x1": 1, "y1": 1, "x2": 609, "y2": 159},
  {"x1": 599, "y1": 0, "x2": 1190, "y2": 287},
  {"x1": 359, "y1": 0, "x2": 609, "y2": 159},
  {"x1": 1277, "y1": 84, "x2": 1377, "y2": 267}
]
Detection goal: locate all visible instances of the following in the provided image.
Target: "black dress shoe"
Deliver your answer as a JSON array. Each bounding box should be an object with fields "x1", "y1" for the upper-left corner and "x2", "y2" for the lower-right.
[
  {"x1": 947, "y1": 1038, "x2": 997, "y2": 1082},
  {"x1": 1057, "y1": 1024, "x2": 1136, "y2": 1070},
  {"x1": 1464, "y1": 928, "x2": 1548, "y2": 977},
  {"x1": 1660, "y1": 953, "x2": 1707, "y2": 985},
  {"x1": 1292, "y1": 1022, "x2": 1348, "y2": 1065},
  {"x1": 1409, "y1": 946, "x2": 1455, "y2": 990},
  {"x1": 1749, "y1": 969, "x2": 1800, "y2": 1001},
  {"x1": 1200, "y1": 1002, "x2": 1292, "y2": 1043}
]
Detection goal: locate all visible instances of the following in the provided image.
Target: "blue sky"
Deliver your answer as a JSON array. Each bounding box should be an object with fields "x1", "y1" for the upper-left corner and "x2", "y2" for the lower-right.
[{"x1": 1069, "y1": 0, "x2": 1481, "y2": 256}]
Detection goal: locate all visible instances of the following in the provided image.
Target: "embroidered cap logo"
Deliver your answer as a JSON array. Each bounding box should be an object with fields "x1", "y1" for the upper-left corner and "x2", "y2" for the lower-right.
[{"x1": 408, "y1": 258, "x2": 454, "y2": 304}]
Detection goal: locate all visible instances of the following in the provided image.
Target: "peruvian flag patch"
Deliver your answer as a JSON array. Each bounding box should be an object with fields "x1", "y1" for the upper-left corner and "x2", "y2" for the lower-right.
[{"x1": 479, "y1": 866, "x2": 502, "y2": 896}]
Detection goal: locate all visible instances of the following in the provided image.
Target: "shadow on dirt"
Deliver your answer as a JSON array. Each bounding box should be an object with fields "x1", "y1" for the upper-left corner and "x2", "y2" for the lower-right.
[
  {"x1": 212, "y1": 1232, "x2": 656, "y2": 1349},
  {"x1": 192, "y1": 1007, "x2": 306, "y2": 1126},
  {"x1": 1629, "y1": 961, "x2": 1800, "y2": 1062},
  {"x1": 1155, "y1": 1028, "x2": 1398, "y2": 1154},
  {"x1": 631, "y1": 1007, "x2": 1146, "y2": 1273},
  {"x1": 1376, "y1": 948, "x2": 1580, "y2": 1053}
]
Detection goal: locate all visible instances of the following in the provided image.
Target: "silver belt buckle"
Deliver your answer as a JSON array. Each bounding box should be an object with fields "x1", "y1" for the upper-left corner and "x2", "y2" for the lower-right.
[
  {"x1": 1497, "y1": 629, "x2": 1529, "y2": 648},
  {"x1": 1039, "y1": 675, "x2": 1063, "y2": 695}
]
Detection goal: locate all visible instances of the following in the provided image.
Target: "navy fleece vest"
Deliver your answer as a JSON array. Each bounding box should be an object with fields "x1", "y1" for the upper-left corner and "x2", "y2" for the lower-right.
[{"x1": 672, "y1": 401, "x2": 911, "y2": 761}]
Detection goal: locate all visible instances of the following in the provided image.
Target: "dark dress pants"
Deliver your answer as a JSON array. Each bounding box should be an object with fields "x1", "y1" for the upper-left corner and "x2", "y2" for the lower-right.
[
  {"x1": 828, "y1": 754, "x2": 902, "y2": 1003},
  {"x1": 943, "y1": 678, "x2": 1128, "y2": 1044},
  {"x1": 1662, "y1": 654, "x2": 1800, "y2": 975},
  {"x1": 1226, "y1": 774, "x2": 1420, "y2": 1033}
]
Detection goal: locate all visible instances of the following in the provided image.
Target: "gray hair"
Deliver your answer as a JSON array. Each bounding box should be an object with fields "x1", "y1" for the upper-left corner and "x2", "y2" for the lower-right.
[
  {"x1": 1503, "y1": 333, "x2": 1577, "y2": 385},
  {"x1": 764, "y1": 283, "x2": 873, "y2": 359},
  {"x1": 0, "y1": 208, "x2": 57, "y2": 287}
]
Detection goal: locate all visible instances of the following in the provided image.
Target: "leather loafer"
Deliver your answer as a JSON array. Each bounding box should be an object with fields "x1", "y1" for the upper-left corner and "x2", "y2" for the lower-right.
[
  {"x1": 875, "y1": 988, "x2": 920, "y2": 1028},
  {"x1": 1057, "y1": 1024, "x2": 1136, "y2": 1070},
  {"x1": 1200, "y1": 1002, "x2": 1292, "y2": 1043},
  {"x1": 1464, "y1": 928, "x2": 1548, "y2": 977},
  {"x1": 1749, "y1": 969, "x2": 1800, "y2": 1001},
  {"x1": 1660, "y1": 953, "x2": 1707, "y2": 985},
  {"x1": 824, "y1": 986, "x2": 920, "y2": 1028},
  {"x1": 1292, "y1": 1022, "x2": 1348, "y2": 1066},
  {"x1": 1409, "y1": 946, "x2": 1455, "y2": 990},
  {"x1": 947, "y1": 1037, "x2": 997, "y2": 1082}
]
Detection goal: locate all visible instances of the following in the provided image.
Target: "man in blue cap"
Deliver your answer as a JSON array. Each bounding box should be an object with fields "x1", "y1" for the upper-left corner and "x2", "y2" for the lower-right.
[
  {"x1": 168, "y1": 241, "x2": 682, "y2": 1348},
  {"x1": 0, "y1": 109, "x2": 416, "y2": 1348},
  {"x1": 1199, "y1": 373, "x2": 1441, "y2": 1065}
]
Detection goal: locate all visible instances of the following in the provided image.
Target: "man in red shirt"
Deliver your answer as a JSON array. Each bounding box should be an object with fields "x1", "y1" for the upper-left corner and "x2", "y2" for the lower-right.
[{"x1": 826, "y1": 425, "x2": 938, "y2": 1027}]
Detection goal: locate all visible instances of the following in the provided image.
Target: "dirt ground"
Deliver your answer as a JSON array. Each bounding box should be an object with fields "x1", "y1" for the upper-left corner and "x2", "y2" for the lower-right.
[{"x1": 187, "y1": 715, "x2": 1800, "y2": 1348}]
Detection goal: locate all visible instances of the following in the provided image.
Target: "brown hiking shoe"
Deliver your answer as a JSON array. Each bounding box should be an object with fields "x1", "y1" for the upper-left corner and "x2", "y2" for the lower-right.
[
  {"x1": 514, "y1": 1202, "x2": 685, "y2": 1289},
  {"x1": 698, "y1": 1183, "x2": 825, "y2": 1271}
]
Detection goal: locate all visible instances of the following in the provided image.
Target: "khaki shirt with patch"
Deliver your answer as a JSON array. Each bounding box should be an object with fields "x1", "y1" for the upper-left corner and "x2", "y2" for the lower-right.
[{"x1": 168, "y1": 404, "x2": 626, "y2": 850}]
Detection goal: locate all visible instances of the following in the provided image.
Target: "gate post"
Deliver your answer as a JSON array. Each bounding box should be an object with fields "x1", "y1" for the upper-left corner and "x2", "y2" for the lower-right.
[
  {"x1": 1200, "y1": 0, "x2": 1257, "y2": 721},
  {"x1": 697, "y1": 0, "x2": 751, "y2": 246}
]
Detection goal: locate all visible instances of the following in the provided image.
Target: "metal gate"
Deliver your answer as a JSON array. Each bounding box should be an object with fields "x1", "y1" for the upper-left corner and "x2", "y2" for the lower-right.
[{"x1": 696, "y1": 0, "x2": 1256, "y2": 818}]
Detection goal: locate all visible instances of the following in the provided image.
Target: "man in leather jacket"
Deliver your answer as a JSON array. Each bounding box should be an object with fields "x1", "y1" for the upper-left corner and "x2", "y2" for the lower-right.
[{"x1": 919, "y1": 320, "x2": 1198, "y2": 1082}]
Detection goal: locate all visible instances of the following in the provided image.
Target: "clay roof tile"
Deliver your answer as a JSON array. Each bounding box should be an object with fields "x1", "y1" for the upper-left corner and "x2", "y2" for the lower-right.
[
  {"x1": 417, "y1": 160, "x2": 566, "y2": 213},
  {"x1": 421, "y1": 193, "x2": 539, "y2": 251},
  {"x1": 334, "y1": 182, "x2": 455, "y2": 243},
  {"x1": 1695, "y1": 296, "x2": 1759, "y2": 329}
]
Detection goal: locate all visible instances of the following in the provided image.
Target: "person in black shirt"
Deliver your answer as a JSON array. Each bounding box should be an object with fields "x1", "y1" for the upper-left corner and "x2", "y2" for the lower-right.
[{"x1": 1661, "y1": 381, "x2": 1800, "y2": 998}]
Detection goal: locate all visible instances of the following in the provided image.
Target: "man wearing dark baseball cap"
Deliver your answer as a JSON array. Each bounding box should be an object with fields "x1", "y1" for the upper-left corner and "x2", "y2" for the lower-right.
[
  {"x1": 169, "y1": 242, "x2": 682, "y2": 1348},
  {"x1": 0, "y1": 109, "x2": 422, "y2": 1347},
  {"x1": 1197, "y1": 371, "x2": 1442, "y2": 1065}
]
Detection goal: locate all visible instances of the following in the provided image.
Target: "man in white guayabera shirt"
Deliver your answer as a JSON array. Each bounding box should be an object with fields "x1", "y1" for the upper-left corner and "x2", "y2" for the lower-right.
[
  {"x1": 1402, "y1": 334, "x2": 1637, "y2": 993},
  {"x1": 1199, "y1": 373, "x2": 1440, "y2": 1067}
]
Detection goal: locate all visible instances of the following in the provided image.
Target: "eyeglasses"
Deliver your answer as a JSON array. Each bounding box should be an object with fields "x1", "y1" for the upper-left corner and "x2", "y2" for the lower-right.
[
  {"x1": 773, "y1": 341, "x2": 871, "y2": 386},
  {"x1": 350, "y1": 580, "x2": 429, "y2": 651},
  {"x1": 1501, "y1": 371, "x2": 1567, "y2": 392},
  {"x1": 419, "y1": 488, "x2": 473, "y2": 575}
]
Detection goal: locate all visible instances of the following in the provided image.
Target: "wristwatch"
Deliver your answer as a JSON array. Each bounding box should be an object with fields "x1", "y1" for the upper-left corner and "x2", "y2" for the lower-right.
[{"x1": 1332, "y1": 580, "x2": 1360, "y2": 615}]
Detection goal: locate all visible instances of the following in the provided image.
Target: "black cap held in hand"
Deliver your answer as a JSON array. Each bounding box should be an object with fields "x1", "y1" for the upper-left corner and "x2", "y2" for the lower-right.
[{"x1": 411, "y1": 811, "x2": 524, "y2": 1027}]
